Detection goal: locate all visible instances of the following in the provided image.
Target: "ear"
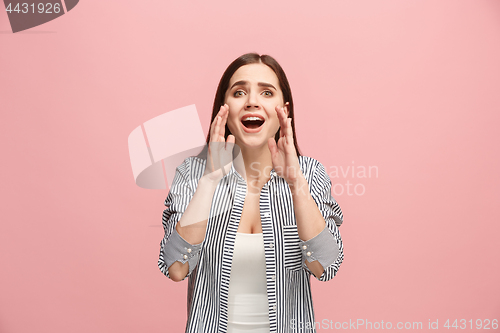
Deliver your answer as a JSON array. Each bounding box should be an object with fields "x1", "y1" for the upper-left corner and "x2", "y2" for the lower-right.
[{"x1": 284, "y1": 102, "x2": 290, "y2": 117}]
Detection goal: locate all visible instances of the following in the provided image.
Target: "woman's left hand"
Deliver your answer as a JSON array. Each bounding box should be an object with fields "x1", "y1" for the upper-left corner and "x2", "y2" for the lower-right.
[{"x1": 268, "y1": 103, "x2": 303, "y2": 186}]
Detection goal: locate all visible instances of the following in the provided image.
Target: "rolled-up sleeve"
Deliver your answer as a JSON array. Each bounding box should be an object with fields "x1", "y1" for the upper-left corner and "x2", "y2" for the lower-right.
[
  {"x1": 158, "y1": 159, "x2": 201, "y2": 281},
  {"x1": 300, "y1": 161, "x2": 344, "y2": 281}
]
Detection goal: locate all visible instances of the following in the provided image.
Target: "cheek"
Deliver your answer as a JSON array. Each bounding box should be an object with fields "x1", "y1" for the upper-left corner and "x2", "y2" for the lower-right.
[
  {"x1": 268, "y1": 112, "x2": 280, "y2": 126},
  {"x1": 225, "y1": 101, "x2": 239, "y2": 117},
  {"x1": 266, "y1": 115, "x2": 281, "y2": 134},
  {"x1": 226, "y1": 113, "x2": 239, "y2": 132}
]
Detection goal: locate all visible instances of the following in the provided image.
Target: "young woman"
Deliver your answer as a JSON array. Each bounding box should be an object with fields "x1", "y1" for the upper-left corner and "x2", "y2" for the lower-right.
[{"x1": 158, "y1": 53, "x2": 344, "y2": 333}]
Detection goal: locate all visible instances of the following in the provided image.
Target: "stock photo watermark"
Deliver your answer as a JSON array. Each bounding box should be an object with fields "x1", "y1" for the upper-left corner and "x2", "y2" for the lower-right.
[
  {"x1": 327, "y1": 162, "x2": 378, "y2": 197},
  {"x1": 3, "y1": 0, "x2": 79, "y2": 33},
  {"x1": 291, "y1": 318, "x2": 499, "y2": 330},
  {"x1": 244, "y1": 160, "x2": 378, "y2": 198}
]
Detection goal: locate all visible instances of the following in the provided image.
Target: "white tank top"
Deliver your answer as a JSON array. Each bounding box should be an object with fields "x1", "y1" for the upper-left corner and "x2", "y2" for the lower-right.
[{"x1": 227, "y1": 232, "x2": 270, "y2": 333}]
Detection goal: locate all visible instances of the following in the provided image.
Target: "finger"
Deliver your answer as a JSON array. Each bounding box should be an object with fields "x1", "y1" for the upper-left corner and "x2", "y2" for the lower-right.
[
  {"x1": 275, "y1": 105, "x2": 282, "y2": 126},
  {"x1": 286, "y1": 118, "x2": 293, "y2": 145},
  {"x1": 226, "y1": 134, "x2": 235, "y2": 149},
  {"x1": 281, "y1": 106, "x2": 289, "y2": 139},
  {"x1": 214, "y1": 116, "x2": 222, "y2": 141},
  {"x1": 282, "y1": 107, "x2": 289, "y2": 139},
  {"x1": 209, "y1": 118, "x2": 216, "y2": 142},
  {"x1": 268, "y1": 137, "x2": 277, "y2": 158},
  {"x1": 276, "y1": 105, "x2": 285, "y2": 138},
  {"x1": 219, "y1": 105, "x2": 228, "y2": 138},
  {"x1": 278, "y1": 136, "x2": 285, "y2": 150},
  {"x1": 215, "y1": 105, "x2": 225, "y2": 124},
  {"x1": 211, "y1": 106, "x2": 223, "y2": 141},
  {"x1": 283, "y1": 119, "x2": 289, "y2": 146},
  {"x1": 210, "y1": 114, "x2": 218, "y2": 137}
]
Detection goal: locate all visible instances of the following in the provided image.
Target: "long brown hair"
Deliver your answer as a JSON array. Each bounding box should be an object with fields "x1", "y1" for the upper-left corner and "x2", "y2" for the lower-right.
[{"x1": 205, "y1": 53, "x2": 301, "y2": 157}]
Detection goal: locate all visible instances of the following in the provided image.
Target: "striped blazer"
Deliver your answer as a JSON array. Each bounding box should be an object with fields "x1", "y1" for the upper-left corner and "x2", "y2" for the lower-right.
[{"x1": 158, "y1": 154, "x2": 344, "y2": 333}]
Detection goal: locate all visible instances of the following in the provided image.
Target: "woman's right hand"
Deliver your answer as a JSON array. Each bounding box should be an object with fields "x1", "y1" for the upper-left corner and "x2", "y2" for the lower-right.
[{"x1": 203, "y1": 104, "x2": 235, "y2": 182}]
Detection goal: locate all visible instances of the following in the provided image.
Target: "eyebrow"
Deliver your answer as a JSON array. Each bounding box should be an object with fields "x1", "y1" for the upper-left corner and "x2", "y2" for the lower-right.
[{"x1": 229, "y1": 80, "x2": 277, "y2": 91}]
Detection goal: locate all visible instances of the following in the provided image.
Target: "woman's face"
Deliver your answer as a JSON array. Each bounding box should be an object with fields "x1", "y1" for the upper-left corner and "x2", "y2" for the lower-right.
[{"x1": 224, "y1": 63, "x2": 287, "y2": 150}]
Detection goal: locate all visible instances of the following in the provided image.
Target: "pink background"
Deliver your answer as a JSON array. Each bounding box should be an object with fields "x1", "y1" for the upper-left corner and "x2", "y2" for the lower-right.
[{"x1": 1, "y1": 0, "x2": 499, "y2": 332}]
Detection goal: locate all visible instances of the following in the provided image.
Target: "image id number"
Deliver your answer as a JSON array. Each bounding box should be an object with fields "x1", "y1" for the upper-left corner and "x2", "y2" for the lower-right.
[
  {"x1": 5, "y1": 3, "x2": 61, "y2": 14},
  {"x1": 444, "y1": 319, "x2": 498, "y2": 330}
]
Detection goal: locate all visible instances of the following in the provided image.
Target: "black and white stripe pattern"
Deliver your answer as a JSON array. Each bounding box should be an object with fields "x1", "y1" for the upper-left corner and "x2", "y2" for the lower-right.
[{"x1": 158, "y1": 155, "x2": 344, "y2": 333}]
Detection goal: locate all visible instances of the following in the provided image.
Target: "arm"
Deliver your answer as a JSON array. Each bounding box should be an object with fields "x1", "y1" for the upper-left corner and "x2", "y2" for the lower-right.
[
  {"x1": 291, "y1": 161, "x2": 344, "y2": 281},
  {"x1": 159, "y1": 104, "x2": 234, "y2": 282},
  {"x1": 158, "y1": 161, "x2": 219, "y2": 282}
]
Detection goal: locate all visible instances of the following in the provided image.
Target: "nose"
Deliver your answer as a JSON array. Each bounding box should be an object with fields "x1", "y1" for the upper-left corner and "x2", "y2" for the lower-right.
[{"x1": 244, "y1": 91, "x2": 260, "y2": 110}]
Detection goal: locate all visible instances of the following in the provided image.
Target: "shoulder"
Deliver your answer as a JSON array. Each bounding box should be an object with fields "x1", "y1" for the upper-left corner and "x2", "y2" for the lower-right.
[
  {"x1": 298, "y1": 155, "x2": 327, "y2": 180},
  {"x1": 299, "y1": 155, "x2": 325, "y2": 172},
  {"x1": 176, "y1": 155, "x2": 206, "y2": 179},
  {"x1": 298, "y1": 155, "x2": 322, "y2": 169}
]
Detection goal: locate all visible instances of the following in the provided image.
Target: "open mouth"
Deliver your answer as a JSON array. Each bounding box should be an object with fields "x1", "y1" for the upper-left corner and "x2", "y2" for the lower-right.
[{"x1": 241, "y1": 117, "x2": 265, "y2": 130}]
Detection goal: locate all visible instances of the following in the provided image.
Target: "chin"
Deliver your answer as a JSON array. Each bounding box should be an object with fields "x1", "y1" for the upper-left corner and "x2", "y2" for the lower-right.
[{"x1": 236, "y1": 137, "x2": 271, "y2": 149}]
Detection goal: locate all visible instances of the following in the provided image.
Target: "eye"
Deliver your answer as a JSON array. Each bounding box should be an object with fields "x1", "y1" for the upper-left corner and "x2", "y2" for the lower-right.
[
  {"x1": 262, "y1": 90, "x2": 273, "y2": 96},
  {"x1": 234, "y1": 90, "x2": 245, "y2": 97}
]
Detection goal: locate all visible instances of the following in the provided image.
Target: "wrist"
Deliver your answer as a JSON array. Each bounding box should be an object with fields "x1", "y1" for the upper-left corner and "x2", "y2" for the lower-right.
[
  {"x1": 288, "y1": 173, "x2": 308, "y2": 195},
  {"x1": 199, "y1": 174, "x2": 222, "y2": 187}
]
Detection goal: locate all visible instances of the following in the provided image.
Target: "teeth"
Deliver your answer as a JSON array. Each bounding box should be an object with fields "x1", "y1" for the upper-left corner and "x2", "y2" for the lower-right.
[{"x1": 243, "y1": 117, "x2": 263, "y2": 121}]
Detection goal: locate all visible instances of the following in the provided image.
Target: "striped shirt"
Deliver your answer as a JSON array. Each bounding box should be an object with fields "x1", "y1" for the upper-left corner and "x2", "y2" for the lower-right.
[{"x1": 158, "y1": 153, "x2": 344, "y2": 333}]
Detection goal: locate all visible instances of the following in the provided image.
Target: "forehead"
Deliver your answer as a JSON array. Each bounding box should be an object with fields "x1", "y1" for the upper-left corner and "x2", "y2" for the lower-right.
[{"x1": 229, "y1": 63, "x2": 280, "y2": 87}]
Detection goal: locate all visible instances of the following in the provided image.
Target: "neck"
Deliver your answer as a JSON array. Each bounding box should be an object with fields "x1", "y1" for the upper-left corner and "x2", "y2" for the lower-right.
[{"x1": 233, "y1": 141, "x2": 273, "y2": 189}]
